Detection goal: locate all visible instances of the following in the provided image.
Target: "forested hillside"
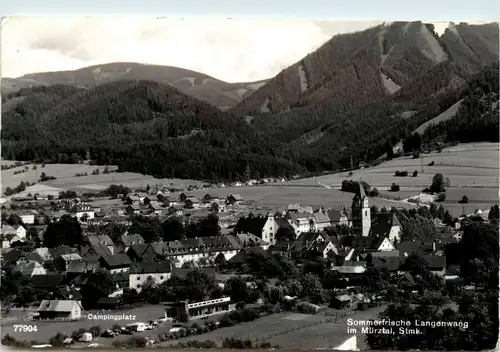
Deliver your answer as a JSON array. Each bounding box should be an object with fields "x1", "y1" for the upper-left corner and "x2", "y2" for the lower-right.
[
  {"x1": 1, "y1": 80, "x2": 303, "y2": 181},
  {"x1": 233, "y1": 21, "x2": 498, "y2": 115}
]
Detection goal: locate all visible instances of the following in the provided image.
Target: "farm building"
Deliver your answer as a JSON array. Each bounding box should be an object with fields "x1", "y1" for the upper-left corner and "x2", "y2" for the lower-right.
[
  {"x1": 163, "y1": 296, "x2": 235, "y2": 321},
  {"x1": 36, "y1": 300, "x2": 83, "y2": 321}
]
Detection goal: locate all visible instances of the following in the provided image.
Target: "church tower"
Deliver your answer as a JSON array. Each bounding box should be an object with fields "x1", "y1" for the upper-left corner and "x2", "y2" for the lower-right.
[{"x1": 351, "y1": 183, "x2": 371, "y2": 236}]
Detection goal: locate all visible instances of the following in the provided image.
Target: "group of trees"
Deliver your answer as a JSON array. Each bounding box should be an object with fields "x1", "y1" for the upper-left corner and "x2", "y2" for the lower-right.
[{"x1": 366, "y1": 221, "x2": 499, "y2": 350}]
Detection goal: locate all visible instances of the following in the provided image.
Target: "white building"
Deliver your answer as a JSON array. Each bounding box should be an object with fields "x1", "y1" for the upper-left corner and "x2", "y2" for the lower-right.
[{"x1": 129, "y1": 262, "x2": 172, "y2": 292}]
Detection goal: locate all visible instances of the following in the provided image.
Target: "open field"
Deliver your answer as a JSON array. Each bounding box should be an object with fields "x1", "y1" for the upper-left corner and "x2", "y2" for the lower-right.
[
  {"x1": 0, "y1": 162, "x2": 201, "y2": 195},
  {"x1": 288, "y1": 142, "x2": 499, "y2": 217},
  {"x1": 184, "y1": 186, "x2": 416, "y2": 212},
  {"x1": 160, "y1": 305, "x2": 387, "y2": 350}
]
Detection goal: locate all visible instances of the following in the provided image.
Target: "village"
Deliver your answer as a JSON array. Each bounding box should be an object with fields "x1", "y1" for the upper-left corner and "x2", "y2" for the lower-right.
[{"x1": 0, "y1": 179, "x2": 498, "y2": 348}]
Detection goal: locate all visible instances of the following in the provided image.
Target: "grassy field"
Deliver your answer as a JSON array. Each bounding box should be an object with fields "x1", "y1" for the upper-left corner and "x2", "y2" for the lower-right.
[
  {"x1": 0, "y1": 161, "x2": 201, "y2": 195},
  {"x1": 160, "y1": 305, "x2": 387, "y2": 350},
  {"x1": 184, "y1": 186, "x2": 416, "y2": 212},
  {"x1": 288, "y1": 142, "x2": 499, "y2": 217}
]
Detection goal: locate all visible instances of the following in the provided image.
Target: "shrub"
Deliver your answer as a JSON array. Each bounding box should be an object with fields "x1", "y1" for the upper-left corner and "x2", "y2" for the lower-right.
[
  {"x1": 428, "y1": 161, "x2": 435, "y2": 166},
  {"x1": 390, "y1": 183, "x2": 400, "y2": 192},
  {"x1": 88, "y1": 325, "x2": 101, "y2": 337},
  {"x1": 49, "y1": 333, "x2": 67, "y2": 347},
  {"x1": 459, "y1": 195, "x2": 469, "y2": 204},
  {"x1": 413, "y1": 170, "x2": 418, "y2": 177},
  {"x1": 348, "y1": 171, "x2": 353, "y2": 176},
  {"x1": 71, "y1": 328, "x2": 87, "y2": 341},
  {"x1": 394, "y1": 170, "x2": 409, "y2": 177},
  {"x1": 412, "y1": 151, "x2": 420, "y2": 159},
  {"x1": 369, "y1": 188, "x2": 380, "y2": 197},
  {"x1": 436, "y1": 193, "x2": 446, "y2": 202},
  {"x1": 295, "y1": 302, "x2": 319, "y2": 314}
]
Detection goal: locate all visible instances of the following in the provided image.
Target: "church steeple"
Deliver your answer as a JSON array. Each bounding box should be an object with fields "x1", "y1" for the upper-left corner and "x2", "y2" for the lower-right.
[{"x1": 351, "y1": 182, "x2": 371, "y2": 236}]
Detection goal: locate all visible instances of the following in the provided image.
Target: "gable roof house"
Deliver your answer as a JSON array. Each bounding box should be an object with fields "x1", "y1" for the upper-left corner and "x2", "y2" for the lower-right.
[
  {"x1": 370, "y1": 213, "x2": 402, "y2": 244},
  {"x1": 126, "y1": 194, "x2": 141, "y2": 205},
  {"x1": 233, "y1": 213, "x2": 278, "y2": 245},
  {"x1": 99, "y1": 254, "x2": 132, "y2": 273},
  {"x1": 421, "y1": 255, "x2": 447, "y2": 276},
  {"x1": 55, "y1": 253, "x2": 83, "y2": 271},
  {"x1": 226, "y1": 194, "x2": 243, "y2": 205},
  {"x1": 114, "y1": 234, "x2": 145, "y2": 253},
  {"x1": 1, "y1": 249, "x2": 27, "y2": 265},
  {"x1": 14, "y1": 261, "x2": 47, "y2": 277},
  {"x1": 210, "y1": 201, "x2": 227, "y2": 213},
  {"x1": 311, "y1": 212, "x2": 332, "y2": 231},
  {"x1": 126, "y1": 243, "x2": 159, "y2": 263},
  {"x1": 327, "y1": 209, "x2": 351, "y2": 226},
  {"x1": 184, "y1": 198, "x2": 201, "y2": 209},
  {"x1": 36, "y1": 300, "x2": 83, "y2": 321},
  {"x1": 85, "y1": 234, "x2": 115, "y2": 255},
  {"x1": 126, "y1": 204, "x2": 141, "y2": 216},
  {"x1": 17, "y1": 210, "x2": 36, "y2": 225},
  {"x1": 129, "y1": 261, "x2": 172, "y2": 292},
  {"x1": 31, "y1": 273, "x2": 66, "y2": 291}
]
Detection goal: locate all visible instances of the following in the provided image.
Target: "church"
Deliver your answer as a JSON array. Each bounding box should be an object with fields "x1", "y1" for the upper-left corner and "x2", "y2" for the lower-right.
[{"x1": 350, "y1": 183, "x2": 401, "y2": 244}]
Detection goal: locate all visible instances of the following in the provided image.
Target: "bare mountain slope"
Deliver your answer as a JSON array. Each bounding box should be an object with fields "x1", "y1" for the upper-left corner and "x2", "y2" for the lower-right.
[
  {"x1": 1, "y1": 62, "x2": 268, "y2": 110},
  {"x1": 233, "y1": 21, "x2": 498, "y2": 115}
]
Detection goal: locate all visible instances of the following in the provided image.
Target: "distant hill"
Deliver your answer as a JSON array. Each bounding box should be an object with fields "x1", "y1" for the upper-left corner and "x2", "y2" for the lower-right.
[
  {"x1": 1, "y1": 62, "x2": 268, "y2": 110},
  {"x1": 233, "y1": 21, "x2": 498, "y2": 115}
]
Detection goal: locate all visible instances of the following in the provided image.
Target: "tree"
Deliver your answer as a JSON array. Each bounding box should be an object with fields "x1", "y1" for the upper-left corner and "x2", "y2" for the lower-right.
[
  {"x1": 275, "y1": 227, "x2": 296, "y2": 242},
  {"x1": 362, "y1": 268, "x2": 389, "y2": 293},
  {"x1": 161, "y1": 216, "x2": 184, "y2": 241},
  {"x1": 488, "y1": 204, "x2": 499, "y2": 220},
  {"x1": 129, "y1": 215, "x2": 163, "y2": 243},
  {"x1": 370, "y1": 205, "x2": 378, "y2": 215},
  {"x1": 386, "y1": 140, "x2": 394, "y2": 160},
  {"x1": 80, "y1": 270, "x2": 117, "y2": 308},
  {"x1": 413, "y1": 170, "x2": 418, "y2": 177},
  {"x1": 435, "y1": 192, "x2": 446, "y2": 202},
  {"x1": 43, "y1": 215, "x2": 83, "y2": 248},
  {"x1": 300, "y1": 273, "x2": 324, "y2": 304},
  {"x1": 390, "y1": 183, "x2": 400, "y2": 192},
  {"x1": 430, "y1": 173, "x2": 445, "y2": 193},
  {"x1": 225, "y1": 277, "x2": 250, "y2": 303}
]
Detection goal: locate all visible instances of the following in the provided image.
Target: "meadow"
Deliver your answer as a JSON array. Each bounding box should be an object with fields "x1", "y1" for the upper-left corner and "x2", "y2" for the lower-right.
[
  {"x1": 289, "y1": 142, "x2": 499, "y2": 216},
  {"x1": 0, "y1": 161, "x2": 200, "y2": 195},
  {"x1": 161, "y1": 305, "x2": 387, "y2": 350},
  {"x1": 185, "y1": 186, "x2": 415, "y2": 212}
]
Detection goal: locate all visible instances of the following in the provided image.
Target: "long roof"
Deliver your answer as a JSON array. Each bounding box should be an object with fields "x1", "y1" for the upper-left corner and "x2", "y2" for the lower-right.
[{"x1": 37, "y1": 300, "x2": 81, "y2": 312}]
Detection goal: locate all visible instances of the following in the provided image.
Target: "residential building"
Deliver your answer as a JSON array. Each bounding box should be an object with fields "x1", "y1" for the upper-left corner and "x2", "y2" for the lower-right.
[
  {"x1": 129, "y1": 261, "x2": 172, "y2": 292},
  {"x1": 226, "y1": 194, "x2": 243, "y2": 206},
  {"x1": 126, "y1": 205, "x2": 141, "y2": 216},
  {"x1": 163, "y1": 296, "x2": 235, "y2": 321},
  {"x1": 233, "y1": 213, "x2": 278, "y2": 245},
  {"x1": 370, "y1": 212, "x2": 402, "y2": 244},
  {"x1": 311, "y1": 212, "x2": 331, "y2": 231},
  {"x1": 114, "y1": 234, "x2": 145, "y2": 253},
  {"x1": 99, "y1": 254, "x2": 132, "y2": 273},
  {"x1": 17, "y1": 210, "x2": 35, "y2": 225},
  {"x1": 14, "y1": 261, "x2": 47, "y2": 277},
  {"x1": 36, "y1": 300, "x2": 83, "y2": 321},
  {"x1": 70, "y1": 203, "x2": 96, "y2": 221}
]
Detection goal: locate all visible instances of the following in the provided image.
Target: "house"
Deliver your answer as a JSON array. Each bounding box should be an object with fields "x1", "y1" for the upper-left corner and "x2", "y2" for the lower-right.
[
  {"x1": 202, "y1": 194, "x2": 214, "y2": 203},
  {"x1": 286, "y1": 213, "x2": 312, "y2": 234},
  {"x1": 27, "y1": 248, "x2": 53, "y2": 263},
  {"x1": 233, "y1": 213, "x2": 278, "y2": 245},
  {"x1": 1, "y1": 223, "x2": 26, "y2": 240},
  {"x1": 228, "y1": 246, "x2": 268, "y2": 266},
  {"x1": 55, "y1": 253, "x2": 83, "y2": 271},
  {"x1": 126, "y1": 244, "x2": 158, "y2": 262},
  {"x1": 370, "y1": 213, "x2": 402, "y2": 244},
  {"x1": 178, "y1": 193, "x2": 190, "y2": 203},
  {"x1": 129, "y1": 261, "x2": 172, "y2": 292},
  {"x1": 168, "y1": 206, "x2": 184, "y2": 216},
  {"x1": 421, "y1": 255, "x2": 446, "y2": 276},
  {"x1": 17, "y1": 210, "x2": 35, "y2": 225},
  {"x1": 1, "y1": 249, "x2": 26, "y2": 265},
  {"x1": 114, "y1": 234, "x2": 145, "y2": 253},
  {"x1": 70, "y1": 203, "x2": 95, "y2": 221},
  {"x1": 126, "y1": 205, "x2": 141, "y2": 216},
  {"x1": 235, "y1": 233, "x2": 269, "y2": 249},
  {"x1": 148, "y1": 203, "x2": 164, "y2": 216},
  {"x1": 126, "y1": 195, "x2": 141, "y2": 205},
  {"x1": 371, "y1": 257, "x2": 402, "y2": 273},
  {"x1": 331, "y1": 261, "x2": 367, "y2": 275},
  {"x1": 184, "y1": 198, "x2": 201, "y2": 209},
  {"x1": 36, "y1": 300, "x2": 83, "y2": 321},
  {"x1": 311, "y1": 212, "x2": 331, "y2": 232},
  {"x1": 341, "y1": 236, "x2": 395, "y2": 255},
  {"x1": 84, "y1": 235, "x2": 115, "y2": 255},
  {"x1": 210, "y1": 202, "x2": 226, "y2": 213},
  {"x1": 226, "y1": 194, "x2": 243, "y2": 206},
  {"x1": 14, "y1": 261, "x2": 47, "y2": 277},
  {"x1": 99, "y1": 254, "x2": 132, "y2": 273},
  {"x1": 327, "y1": 209, "x2": 351, "y2": 227},
  {"x1": 331, "y1": 295, "x2": 352, "y2": 309}
]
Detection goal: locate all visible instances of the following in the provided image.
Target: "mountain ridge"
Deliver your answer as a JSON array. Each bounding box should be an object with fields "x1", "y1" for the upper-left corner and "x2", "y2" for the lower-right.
[{"x1": 2, "y1": 62, "x2": 269, "y2": 110}]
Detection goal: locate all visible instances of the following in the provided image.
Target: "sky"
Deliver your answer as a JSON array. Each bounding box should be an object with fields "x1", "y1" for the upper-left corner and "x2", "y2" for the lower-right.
[{"x1": 0, "y1": 17, "x2": 492, "y2": 82}]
